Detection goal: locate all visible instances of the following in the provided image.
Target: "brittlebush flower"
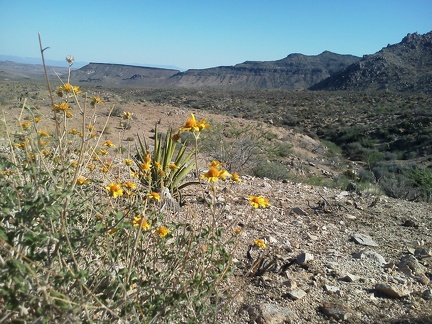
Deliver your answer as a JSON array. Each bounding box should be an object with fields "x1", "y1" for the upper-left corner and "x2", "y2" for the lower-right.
[
  {"x1": 38, "y1": 130, "x2": 50, "y2": 137},
  {"x1": 179, "y1": 113, "x2": 210, "y2": 132},
  {"x1": 20, "y1": 121, "x2": 31, "y2": 129},
  {"x1": 231, "y1": 172, "x2": 241, "y2": 182},
  {"x1": 209, "y1": 160, "x2": 224, "y2": 168},
  {"x1": 168, "y1": 162, "x2": 179, "y2": 170},
  {"x1": 248, "y1": 195, "x2": 270, "y2": 209},
  {"x1": 132, "y1": 216, "x2": 151, "y2": 230},
  {"x1": 122, "y1": 181, "x2": 137, "y2": 190},
  {"x1": 156, "y1": 226, "x2": 171, "y2": 238},
  {"x1": 103, "y1": 140, "x2": 115, "y2": 147},
  {"x1": 123, "y1": 159, "x2": 134, "y2": 166},
  {"x1": 105, "y1": 182, "x2": 123, "y2": 198},
  {"x1": 201, "y1": 166, "x2": 231, "y2": 182},
  {"x1": 90, "y1": 96, "x2": 104, "y2": 106},
  {"x1": 33, "y1": 117, "x2": 41, "y2": 123},
  {"x1": 87, "y1": 163, "x2": 95, "y2": 171},
  {"x1": 57, "y1": 83, "x2": 82, "y2": 95},
  {"x1": 122, "y1": 111, "x2": 133, "y2": 120},
  {"x1": 140, "y1": 161, "x2": 152, "y2": 173},
  {"x1": 76, "y1": 177, "x2": 91, "y2": 185},
  {"x1": 147, "y1": 192, "x2": 161, "y2": 202},
  {"x1": 53, "y1": 102, "x2": 71, "y2": 112},
  {"x1": 254, "y1": 239, "x2": 267, "y2": 249}
]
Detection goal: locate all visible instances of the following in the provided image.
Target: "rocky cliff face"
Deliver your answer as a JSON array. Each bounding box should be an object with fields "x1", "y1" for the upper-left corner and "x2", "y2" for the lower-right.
[
  {"x1": 310, "y1": 31, "x2": 432, "y2": 93},
  {"x1": 168, "y1": 51, "x2": 360, "y2": 90}
]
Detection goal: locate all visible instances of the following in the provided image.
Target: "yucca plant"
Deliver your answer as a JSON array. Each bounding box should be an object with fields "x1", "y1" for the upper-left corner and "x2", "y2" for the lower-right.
[{"x1": 135, "y1": 125, "x2": 197, "y2": 203}]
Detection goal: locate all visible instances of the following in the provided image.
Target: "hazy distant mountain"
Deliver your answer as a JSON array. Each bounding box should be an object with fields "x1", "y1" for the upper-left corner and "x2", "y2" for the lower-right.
[
  {"x1": 310, "y1": 31, "x2": 432, "y2": 93},
  {"x1": 166, "y1": 51, "x2": 360, "y2": 90}
]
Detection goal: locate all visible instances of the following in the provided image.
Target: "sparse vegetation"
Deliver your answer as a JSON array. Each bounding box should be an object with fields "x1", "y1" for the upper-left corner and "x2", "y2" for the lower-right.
[{"x1": 0, "y1": 53, "x2": 274, "y2": 322}]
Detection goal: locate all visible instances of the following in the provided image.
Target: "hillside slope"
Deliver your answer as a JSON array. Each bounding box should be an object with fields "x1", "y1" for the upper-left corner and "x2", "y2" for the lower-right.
[{"x1": 310, "y1": 31, "x2": 432, "y2": 93}]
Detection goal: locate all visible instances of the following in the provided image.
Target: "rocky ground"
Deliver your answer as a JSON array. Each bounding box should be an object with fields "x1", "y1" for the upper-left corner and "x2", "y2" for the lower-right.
[
  {"x1": 201, "y1": 176, "x2": 432, "y2": 323},
  {"x1": 1, "y1": 81, "x2": 431, "y2": 323}
]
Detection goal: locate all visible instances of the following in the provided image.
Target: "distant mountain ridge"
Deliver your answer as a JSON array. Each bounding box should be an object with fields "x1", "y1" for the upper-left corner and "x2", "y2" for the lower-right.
[
  {"x1": 3, "y1": 31, "x2": 431, "y2": 92},
  {"x1": 67, "y1": 51, "x2": 359, "y2": 90},
  {"x1": 166, "y1": 51, "x2": 360, "y2": 89},
  {"x1": 310, "y1": 31, "x2": 432, "y2": 93}
]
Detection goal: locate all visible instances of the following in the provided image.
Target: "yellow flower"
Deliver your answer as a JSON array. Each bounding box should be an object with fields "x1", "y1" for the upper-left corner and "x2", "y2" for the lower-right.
[
  {"x1": 33, "y1": 117, "x2": 41, "y2": 123},
  {"x1": 105, "y1": 182, "x2": 123, "y2": 198},
  {"x1": 123, "y1": 159, "x2": 134, "y2": 166},
  {"x1": 231, "y1": 172, "x2": 241, "y2": 182},
  {"x1": 87, "y1": 163, "x2": 95, "y2": 171},
  {"x1": 38, "y1": 140, "x2": 49, "y2": 147},
  {"x1": 147, "y1": 192, "x2": 161, "y2": 202},
  {"x1": 201, "y1": 166, "x2": 231, "y2": 182},
  {"x1": 218, "y1": 169, "x2": 231, "y2": 180},
  {"x1": 208, "y1": 160, "x2": 224, "y2": 168},
  {"x1": 122, "y1": 181, "x2": 137, "y2": 190},
  {"x1": 58, "y1": 83, "x2": 82, "y2": 94},
  {"x1": 140, "y1": 161, "x2": 152, "y2": 173},
  {"x1": 248, "y1": 196, "x2": 271, "y2": 209},
  {"x1": 179, "y1": 113, "x2": 210, "y2": 132},
  {"x1": 14, "y1": 141, "x2": 28, "y2": 149},
  {"x1": 103, "y1": 140, "x2": 115, "y2": 147},
  {"x1": 168, "y1": 163, "x2": 179, "y2": 170},
  {"x1": 156, "y1": 226, "x2": 171, "y2": 238},
  {"x1": 20, "y1": 121, "x2": 31, "y2": 129},
  {"x1": 90, "y1": 96, "x2": 104, "y2": 106},
  {"x1": 254, "y1": 239, "x2": 267, "y2": 249},
  {"x1": 70, "y1": 161, "x2": 78, "y2": 167},
  {"x1": 76, "y1": 177, "x2": 91, "y2": 185},
  {"x1": 201, "y1": 166, "x2": 221, "y2": 182},
  {"x1": 234, "y1": 228, "x2": 241, "y2": 234},
  {"x1": 101, "y1": 166, "x2": 109, "y2": 173},
  {"x1": 53, "y1": 102, "x2": 71, "y2": 112},
  {"x1": 98, "y1": 149, "x2": 109, "y2": 156},
  {"x1": 69, "y1": 128, "x2": 80, "y2": 135},
  {"x1": 66, "y1": 111, "x2": 73, "y2": 118},
  {"x1": 38, "y1": 130, "x2": 50, "y2": 137},
  {"x1": 122, "y1": 111, "x2": 133, "y2": 120},
  {"x1": 154, "y1": 161, "x2": 162, "y2": 171},
  {"x1": 132, "y1": 216, "x2": 151, "y2": 230}
]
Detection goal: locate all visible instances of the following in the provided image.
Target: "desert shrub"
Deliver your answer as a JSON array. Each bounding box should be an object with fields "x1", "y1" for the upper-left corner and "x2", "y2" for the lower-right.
[
  {"x1": 0, "y1": 52, "x2": 272, "y2": 322},
  {"x1": 252, "y1": 160, "x2": 289, "y2": 180},
  {"x1": 270, "y1": 142, "x2": 293, "y2": 158},
  {"x1": 111, "y1": 106, "x2": 123, "y2": 117},
  {"x1": 200, "y1": 122, "x2": 263, "y2": 173}
]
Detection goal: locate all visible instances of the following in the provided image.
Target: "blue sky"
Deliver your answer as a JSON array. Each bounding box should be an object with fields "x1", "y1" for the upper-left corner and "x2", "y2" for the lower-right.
[{"x1": 1, "y1": 0, "x2": 431, "y2": 70}]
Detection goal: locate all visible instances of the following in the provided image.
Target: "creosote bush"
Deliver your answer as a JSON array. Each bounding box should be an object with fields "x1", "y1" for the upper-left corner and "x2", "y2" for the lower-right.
[{"x1": 0, "y1": 50, "x2": 272, "y2": 322}]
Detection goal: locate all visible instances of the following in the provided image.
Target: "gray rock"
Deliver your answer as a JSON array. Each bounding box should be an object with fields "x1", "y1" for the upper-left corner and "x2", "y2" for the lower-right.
[
  {"x1": 351, "y1": 233, "x2": 379, "y2": 247},
  {"x1": 398, "y1": 254, "x2": 430, "y2": 285},
  {"x1": 320, "y1": 302, "x2": 353, "y2": 321},
  {"x1": 247, "y1": 303, "x2": 295, "y2": 324},
  {"x1": 286, "y1": 289, "x2": 307, "y2": 300},
  {"x1": 324, "y1": 285, "x2": 340, "y2": 294},
  {"x1": 375, "y1": 283, "x2": 411, "y2": 298},
  {"x1": 342, "y1": 273, "x2": 361, "y2": 282},
  {"x1": 353, "y1": 250, "x2": 387, "y2": 265},
  {"x1": 296, "y1": 252, "x2": 314, "y2": 265}
]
